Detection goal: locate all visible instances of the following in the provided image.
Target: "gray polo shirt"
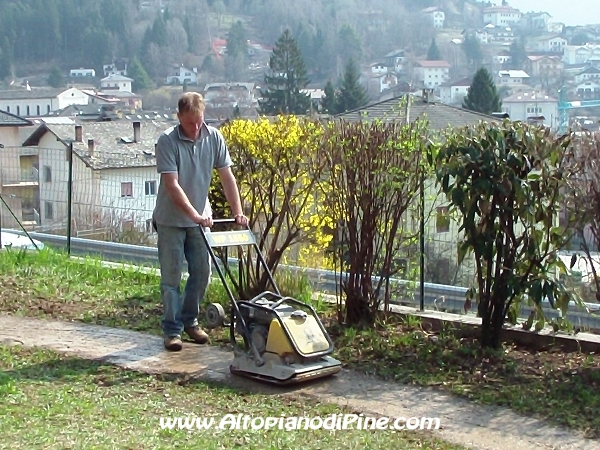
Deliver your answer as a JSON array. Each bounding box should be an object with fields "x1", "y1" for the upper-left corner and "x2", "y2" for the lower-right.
[{"x1": 152, "y1": 123, "x2": 232, "y2": 228}]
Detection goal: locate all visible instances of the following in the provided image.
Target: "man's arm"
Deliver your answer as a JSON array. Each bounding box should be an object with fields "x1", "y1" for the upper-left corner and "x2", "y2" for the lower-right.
[
  {"x1": 162, "y1": 172, "x2": 211, "y2": 226},
  {"x1": 217, "y1": 166, "x2": 247, "y2": 224}
]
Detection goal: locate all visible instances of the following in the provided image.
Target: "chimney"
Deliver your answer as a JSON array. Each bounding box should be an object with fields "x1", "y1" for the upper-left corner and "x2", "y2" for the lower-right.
[
  {"x1": 422, "y1": 88, "x2": 435, "y2": 103},
  {"x1": 88, "y1": 139, "x2": 94, "y2": 157},
  {"x1": 75, "y1": 125, "x2": 83, "y2": 142},
  {"x1": 133, "y1": 121, "x2": 141, "y2": 142}
]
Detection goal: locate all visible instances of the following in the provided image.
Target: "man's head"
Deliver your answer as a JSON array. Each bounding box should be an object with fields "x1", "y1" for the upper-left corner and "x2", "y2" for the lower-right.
[{"x1": 177, "y1": 92, "x2": 206, "y2": 141}]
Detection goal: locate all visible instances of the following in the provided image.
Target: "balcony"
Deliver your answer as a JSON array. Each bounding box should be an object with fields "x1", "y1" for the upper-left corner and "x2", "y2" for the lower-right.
[{"x1": 1, "y1": 167, "x2": 39, "y2": 187}]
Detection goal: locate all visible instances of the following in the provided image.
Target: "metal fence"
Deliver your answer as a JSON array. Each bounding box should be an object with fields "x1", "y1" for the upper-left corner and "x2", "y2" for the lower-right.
[{"x1": 1, "y1": 136, "x2": 600, "y2": 333}]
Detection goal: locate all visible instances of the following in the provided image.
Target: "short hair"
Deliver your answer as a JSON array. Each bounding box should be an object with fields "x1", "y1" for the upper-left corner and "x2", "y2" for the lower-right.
[{"x1": 177, "y1": 92, "x2": 205, "y2": 115}]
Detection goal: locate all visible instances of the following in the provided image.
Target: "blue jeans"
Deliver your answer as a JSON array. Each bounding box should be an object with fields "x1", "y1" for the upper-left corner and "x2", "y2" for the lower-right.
[{"x1": 156, "y1": 224, "x2": 211, "y2": 337}]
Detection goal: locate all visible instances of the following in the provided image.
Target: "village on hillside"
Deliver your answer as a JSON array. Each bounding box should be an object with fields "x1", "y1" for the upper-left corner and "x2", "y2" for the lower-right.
[{"x1": 1, "y1": 0, "x2": 600, "y2": 245}]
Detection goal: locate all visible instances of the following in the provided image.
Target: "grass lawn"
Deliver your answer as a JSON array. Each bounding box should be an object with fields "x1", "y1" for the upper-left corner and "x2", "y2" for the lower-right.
[
  {"x1": 0, "y1": 345, "x2": 466, "y2": 450},
  {"x1": 1, "y1": 248, "x2": 600, "y2": 438}
]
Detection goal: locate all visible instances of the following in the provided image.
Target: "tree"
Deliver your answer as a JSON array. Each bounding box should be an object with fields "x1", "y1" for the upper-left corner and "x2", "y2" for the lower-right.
[
  {"x1": 321, "y1": 80, "x2": 337, "y2": 114},
  {"x1": 430, "y1": 121, "x2": 579, "y2": 349},
  {"x1": 323, "y1": 110, "x2": 429, "y2": 325},
  {"x1": 463, "y1": 68, "x2": 501, "y2": 114},
  {"x1": 335, "y1": 58, "x2": 369, "y2": 114},
  {"x1": 427, "y1": 38, "x2": 441, "y2": 61},
  {"x1": 47, "y1": 66, "x2": 64, "y2": 88},
  {"x1": 508, "y1": 38, "x2": 527, "y2": 70},
  {"x1": 128, "y1": 57, "x2": 154, "y2": 92},
  {"x1": 462, "y1": 34, "x2": 483, "y2": 68},
  {"x1": 225, "y1": 20, "x2": 247, "y2": 81},
  {"x1": 258, "y1": 29, "x2": 311, "y2": 116}
]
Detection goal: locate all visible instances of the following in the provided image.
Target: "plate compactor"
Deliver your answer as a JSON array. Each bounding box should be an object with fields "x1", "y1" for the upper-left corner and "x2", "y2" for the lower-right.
[{"x1": 200, "y1": 219, "x2": 342, "y2": 385}]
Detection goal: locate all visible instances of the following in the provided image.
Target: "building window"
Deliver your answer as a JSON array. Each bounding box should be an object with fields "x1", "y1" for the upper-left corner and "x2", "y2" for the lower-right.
[
  {"x1": 47, "y1": 105, "x2": 50, "y2": 113},
  {"x1": 6, "y1": 106, "x2": 9, "y2": 112},
  {"x1": 45, "y1": 202, "x2": 53, "y2": 220},
  {"x1": 121, "y1": 182, "x2": 133, "y2": 198},
  {"x1": 436, "y1": 206, "x2": 450, "y2": 233},
  {"x1": 17, "y1": 106, "x2": 20, "y2": 115},
  {"x1": 37, "y1": 105, "x2": 40, "y2": 115},
  {"x1": 26, "y1": 105, "x2": 30, "y2": 115},
  {"x1": 144, "y1": 180, "x2": 157, "y2": 195},
  {"x1": 43, "y1": 165, "x2": 52, "y2": 182}
]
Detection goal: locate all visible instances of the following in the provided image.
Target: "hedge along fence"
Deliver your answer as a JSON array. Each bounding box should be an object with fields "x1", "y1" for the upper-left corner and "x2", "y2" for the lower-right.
[{"x1": 209, "y1": 114, "x2": 431, "y2": 327}]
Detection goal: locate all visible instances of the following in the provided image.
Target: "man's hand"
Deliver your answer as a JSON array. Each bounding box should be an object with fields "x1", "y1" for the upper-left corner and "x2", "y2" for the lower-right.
[
  {"x1": 234, "y1": 214, "x2": 248, "y2": 226},
  {"x1": 194, "y1": 215, "x2": 213, "y2": 228}
]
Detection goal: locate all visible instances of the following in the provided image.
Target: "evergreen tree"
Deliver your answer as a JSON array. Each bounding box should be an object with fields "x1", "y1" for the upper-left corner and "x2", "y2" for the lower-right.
[
  {"x1": 427, "y1": 38, "x2": 441, "y2": 61},
  {"x1": 335, "y1": 58, "x2": 369, "y2": 113},
  {"x1": 128, "y1": 57, "x2": 154, "y2": 92},
  {"x1": 47, "y1": 66, "x2": 64, "y2": 88},
  {"x1": 508, "y1": 38, "x2": 527, "y2": 70},
  {"x1": 463, "y1": 68, "x2": 502, "y2": 115},
  {"x1": 462, "y1": 34, "x2": 483, "y2": 68},
  {"x1": 225, "y1": 20, "x2": 247, "y2": 81},
  {"x1": 321, "y1": 79, "x2": 337, "y2": 114},
  {"x1": 259, "y1": 29, "x2": 311, "y2": 115}
]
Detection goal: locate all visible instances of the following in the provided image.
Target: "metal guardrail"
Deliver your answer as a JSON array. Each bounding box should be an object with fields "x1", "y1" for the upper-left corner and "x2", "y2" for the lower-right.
[{"x1": 7, "y1": 229, "x2": 600, "y2": 332}]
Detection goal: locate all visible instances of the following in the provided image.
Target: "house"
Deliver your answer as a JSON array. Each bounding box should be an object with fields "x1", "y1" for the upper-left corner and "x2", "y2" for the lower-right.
[
  {"x1": 497, "y1": 70, "x2": 530, "y2": 86},
  {"x1": 482, "y1": 24, "x2": 516, "y2": 44},
  {"x1": 0, "y1": 87, "x2": 89, "y2": 117},
  {"x1": 100, "y1": 74, "x2": 133, "y2": 92},
  {"x1": 0, "y1": 110, "x2": 38, "y2": 229},
  {"x1": 383, "y1": 49, "x2": 406, "y2": 74},
  {"x1": 420, "y1": 7, "x2": 445, "y2": 29},
  {"x1": 562, "y1": 44, "x2": 600, "y2": 65},
  {"x1": 366, "y1": 73, "x2": 398, "y2": 97},
  {"x1": 413, "y1": 60, "x2": 451, "y2": 89},
  {"x1": 494, "y1": 50, "x2": 512, "y2": 66},
  {"x1": 500, "y1": 90, "x2": 559, "y2": 130},
  {"x1": 483, "y1": 4, "x2": 521, "y2": 27},
  {"x1": 439, "y1": 77, "x2": 472, "y2": 105},
  {"x1": 574, "y1": 66, "x2": 600, "y2": 84},
  {"x1": 521, "y1": 12, "x2": 552, "y2": 31},
  {"x1": 103, "y1": 58, "x2": 129, "y2": 77},
  {"x1": 529, "y1": 35, "x2": 567, "y2": 53},
  {"x1": 368, "y1": 62, "x2": 388, "y2": 75},
  {"x1": 69, "y1": 68, "x2": 96, "y2": 78},
  {"x1": 333, "y1": 91, "x2": 503, "y2": 277},
  {"x1": 166, "y1": 65, "x2": 198, "y2": 85},
  {"x1": 20, "y1": 120, "x2": 174, "y2": 234},
  {"x1": 577, "y1": 81, "x2": 600, "y2": 99},
  {"x1": 525, "y1": 55, "x2": 564, "y2": 80},
  {"x1": 203, "y1": 83, "x2": 257, "y2": 108}
]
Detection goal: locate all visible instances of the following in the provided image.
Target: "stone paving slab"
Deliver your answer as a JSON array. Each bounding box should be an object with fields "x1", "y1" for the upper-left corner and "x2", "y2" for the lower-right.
[{"x1": 1, "y1": 314, "x2": 599, "y2": 450}]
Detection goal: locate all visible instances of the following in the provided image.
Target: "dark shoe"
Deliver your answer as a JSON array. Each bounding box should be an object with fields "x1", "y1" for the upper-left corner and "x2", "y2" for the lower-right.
[
  {"x1": 184, "y1": 326, "x2": 209, "y2": 344},
  {"x1": 164, "y1": 335, "x2": 182, "y2": 351}
]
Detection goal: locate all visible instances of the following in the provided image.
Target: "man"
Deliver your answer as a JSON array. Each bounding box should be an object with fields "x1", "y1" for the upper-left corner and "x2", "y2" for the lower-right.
[{"x1": 152, "y1": 92, "x2": 248, "y2": 351}]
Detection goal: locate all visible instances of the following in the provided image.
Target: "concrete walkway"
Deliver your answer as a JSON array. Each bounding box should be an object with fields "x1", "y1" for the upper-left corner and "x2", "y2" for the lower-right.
[{"x1": 1, "y1": 314, "x2": 598, "y2": 450}]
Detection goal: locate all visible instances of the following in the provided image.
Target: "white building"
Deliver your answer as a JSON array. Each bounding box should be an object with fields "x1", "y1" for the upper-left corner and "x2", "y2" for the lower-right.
[
  {"x1": 483, "y1": 4, "x2": 521, "y2": 27},
  {"x1": 69, "y1": 68, "x2": 96, "y2": 78},
  {"x1": 413, "y1": 60, "x2": 451, "y2": 89},
  {"x1": 439, "y1": 77, "x2": 471, "y2": 105},
  {"x1": 0, "y1": 87, "x2": 89, "y2": 117},
  {"x1": 20, "y1": 120, "x2": 174, "y2": 233},
  {"x1": 563, "y1": 44, "x2": 600, "y2": 65},
  {"x1": 530, "y1": 35, "x2": 567, "y2": 53},
  {"x1": 166, "y1": 65, "x2": 198, "y2": 85},
  {"x1": 100, "y1": 74, "x2": 133, "y2": 92},
  {"x1": 0, "y1": 110, "x2": 37, "y2": 228},
  {"x1": 501, "y1": 91, "x2": 558, "y2": 130},
  {"x1": 497, "y1": 70, "x2": 530, "y2": 86},
  {"x1": 421, "y1": 7, "x2": 445, "y2": 29},
  {"x1": 575, "y1": 67, "x2": 600, "y2": 84}
]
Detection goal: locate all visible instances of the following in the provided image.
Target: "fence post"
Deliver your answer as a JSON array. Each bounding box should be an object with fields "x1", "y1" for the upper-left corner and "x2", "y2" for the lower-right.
[
  {"x1": 420, "y1": 164, "x2": 425, "y2": 311},
  {"x1": 67, "y1": 141, "x2": 73, "y2": 255}
]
